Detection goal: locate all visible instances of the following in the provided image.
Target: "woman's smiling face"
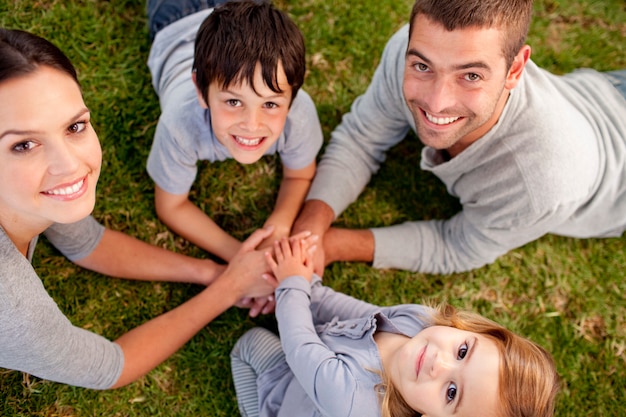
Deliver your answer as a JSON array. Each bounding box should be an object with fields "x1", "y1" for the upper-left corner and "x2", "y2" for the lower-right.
[{"x1": 0, "y1": 66, "x2": 101, "y2": 234}]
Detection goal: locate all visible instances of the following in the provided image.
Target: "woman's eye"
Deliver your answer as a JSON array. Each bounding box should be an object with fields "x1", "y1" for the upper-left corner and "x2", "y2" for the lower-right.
[
  {"x1": 446, "y1": 383, "x2": 458, "y2": 402},
  {"x1": 12, "y1": 141, "x2": 35, "y2": 153},
  {"x1": 68, "y1": 121, "x2": 86, "y2": 134},
  {"x1": 457, "y1": 342, "x2": 468, "y2": 360}
]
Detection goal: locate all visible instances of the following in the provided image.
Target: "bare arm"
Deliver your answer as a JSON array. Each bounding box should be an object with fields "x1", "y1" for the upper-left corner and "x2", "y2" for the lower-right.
[
  {"x1": 110, "y1": 227, "x2": 276, "y2": 388},
  {"x1": 154, "y1": 185, "x2": 241, "y2": 261},
  {"x1": 74, "y1": 228, "x2": 225, "y2": 286},
  {"x1": 290, "y1": 199, "x2": 335, "y2": 275},
  {"x1": 259, "y1": 161, "x2": 317, "y2": 249}
]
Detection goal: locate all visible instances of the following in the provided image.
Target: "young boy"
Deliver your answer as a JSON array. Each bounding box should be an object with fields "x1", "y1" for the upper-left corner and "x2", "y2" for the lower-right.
[{"x1": 146, "y1": 0, "x2": 323, "y2": 261}]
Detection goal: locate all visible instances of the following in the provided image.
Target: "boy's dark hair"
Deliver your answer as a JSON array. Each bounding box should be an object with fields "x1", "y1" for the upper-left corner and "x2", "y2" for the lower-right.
[{"x1": 193, "y1": 0, "x2": 305, "y2": 105}]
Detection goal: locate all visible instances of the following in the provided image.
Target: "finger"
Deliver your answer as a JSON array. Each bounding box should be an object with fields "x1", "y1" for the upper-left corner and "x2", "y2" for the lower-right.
[
  {"x1": 261, "y1": 296, "x2": 276, "y2": 315},
  {"x1": 248, "y1": 299, "x2": 263, "y2": 318},
  {"x1": 241, "y1": 225, "x2": 275, "y2": 252},
  {"x1": 262, "y1": 272, "x2": 279, "y2": 288},
  {"x1": 265, "y1": 251, "x2": 278, "y2": 270},
  {"x1": 280, "y1": 237, "x2": 293, "y2": 257},
  {"x1": 273, "y1": 239, "x2": 285, "y2": 262}
]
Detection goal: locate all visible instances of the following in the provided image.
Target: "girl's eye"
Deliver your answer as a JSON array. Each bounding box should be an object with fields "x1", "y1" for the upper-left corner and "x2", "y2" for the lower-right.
[
  {"x1": 12, "y1": 140, "x2": 35, "y2": 153},
  {"x1": 457, "y1": 342, "x2": 468, "y2": 360},
  {"x1": 68, "y1": 121, "x2": 87, "y2": 134},
  {"x1": 446, "y1": 382, "x2": 458, "y2": 402}
]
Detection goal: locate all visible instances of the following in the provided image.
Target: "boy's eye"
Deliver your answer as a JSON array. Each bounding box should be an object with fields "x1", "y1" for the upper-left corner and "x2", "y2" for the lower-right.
[
  {"x1": 457, "y1": 342, "x2": 468, "y2": 360},
  {"x1": 446, "y1": 382, "x2": 458, "y2": 402},
  {"x1": 264, "y1": 102, "x2": 278, "y2": 109},
  {"x1": 226, "y1": 99, "x2": 241, "y2": 107}
]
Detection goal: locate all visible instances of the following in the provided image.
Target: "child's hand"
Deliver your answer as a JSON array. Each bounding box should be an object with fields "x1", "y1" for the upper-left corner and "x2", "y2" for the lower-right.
[{"x1": 265, "y1": 236, "x2": 316, "y2": 283}]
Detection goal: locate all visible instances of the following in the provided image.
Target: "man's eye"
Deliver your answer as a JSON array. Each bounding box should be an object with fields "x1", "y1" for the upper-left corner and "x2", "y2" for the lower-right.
[
  {"x1": 415, "y1": 63, "x2": 429, "y2": 72},
  {"x1": 457, "y1": 342, "x2": 468, "y2": 359},
  {"x1": 465, "y1": 73, "x2": 481, "y2": 81},
  {"x1": 446, "y1": 383, "x2": 458, "y2": 402}
]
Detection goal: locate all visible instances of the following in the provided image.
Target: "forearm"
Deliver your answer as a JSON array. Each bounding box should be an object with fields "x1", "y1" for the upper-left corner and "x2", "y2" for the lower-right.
[
  {"x1": 262, "y1": 177, "x2": 312, "y2": 244},
  {"x1": 157, "y1": 198, "x2": 241, "y2": 261},
  {"x1": 74, "y1": 229, "x2": 225, "y2": 285},
  {"x1": 291, "y1": 199, "x2": 335, "y2": 237},
  {"x1": 111, "y1": 276, "x2": 239, "y2": 388}
]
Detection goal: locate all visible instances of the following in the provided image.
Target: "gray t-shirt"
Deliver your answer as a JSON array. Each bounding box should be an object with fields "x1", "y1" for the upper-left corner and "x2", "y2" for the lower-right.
[
  {"x1": 146, "y1": 9, "x2": 323, "y2": 195},
  {"x1": 307, "y1": 24, "x2": 626, "y2": 273},
  {"x1": 0, "y1": 216, "x2": 124, "y2": 389}
]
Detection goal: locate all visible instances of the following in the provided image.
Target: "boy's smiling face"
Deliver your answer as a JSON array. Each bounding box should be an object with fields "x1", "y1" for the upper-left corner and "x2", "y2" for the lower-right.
[{"x1": 198, "y1": 62, "x2": 292, "y2": 164}]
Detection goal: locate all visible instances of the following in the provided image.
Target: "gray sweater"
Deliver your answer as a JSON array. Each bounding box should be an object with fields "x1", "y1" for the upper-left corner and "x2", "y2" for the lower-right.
[
  {"x1": 307, "y1": 25, "x2": 626, "y2": 273},
  {"x1": 0, "y1": 216, "x2": 124, "y2": 389},
  {"x1": 257, "y1": 275, "x2": 430, "y2": 417}
]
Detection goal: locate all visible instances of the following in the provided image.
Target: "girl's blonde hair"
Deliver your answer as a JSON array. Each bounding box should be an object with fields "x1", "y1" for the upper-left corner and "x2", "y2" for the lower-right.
[{"x1": 379, "y1": 304, "x2": 560, "y2": 417}]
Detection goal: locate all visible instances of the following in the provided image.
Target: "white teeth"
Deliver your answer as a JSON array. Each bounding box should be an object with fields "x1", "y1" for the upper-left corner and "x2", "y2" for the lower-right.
[
  {"x1": 235, "y1": 136, "x2": 262, "y2": 146},
  {"x1": 46, "y1": 179, "x2": 83, "y2": 196},
  {"x1": 425, "y1": 112, "x2": 460, "y2": 125}
]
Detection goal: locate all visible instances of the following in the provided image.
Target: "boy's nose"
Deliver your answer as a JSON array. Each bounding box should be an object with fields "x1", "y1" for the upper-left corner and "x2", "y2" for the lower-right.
[{"x1": 240, "y1": 108, "x2": 262, "y2": 130}]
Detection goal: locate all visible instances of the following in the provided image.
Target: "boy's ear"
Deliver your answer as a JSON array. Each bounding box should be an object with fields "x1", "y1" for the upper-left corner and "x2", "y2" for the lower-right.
[{"x1": 192, "y1": 70, "x2": 209, "y2": 109}]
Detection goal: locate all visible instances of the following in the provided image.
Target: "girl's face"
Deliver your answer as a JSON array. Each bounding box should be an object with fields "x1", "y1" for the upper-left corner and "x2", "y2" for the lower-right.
[
  {"x1": 388, "y1": 325, "x2": 501, "y2": 417},
  {"x1": 0, "y1": 66, "x2": 101, "y2": 235}
]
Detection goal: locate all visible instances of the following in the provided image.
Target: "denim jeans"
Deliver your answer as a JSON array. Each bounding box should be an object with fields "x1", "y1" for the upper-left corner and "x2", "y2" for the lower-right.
[
  {"x1": 147, "y1": 0, "x2": 229, "y2": 40},
  {"x1": 603, "y1": 70, "x2": 626, "y2": 100}
]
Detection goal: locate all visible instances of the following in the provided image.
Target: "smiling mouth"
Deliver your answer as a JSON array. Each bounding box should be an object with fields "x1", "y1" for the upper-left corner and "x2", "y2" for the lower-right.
[
  {"x1": 416, "y1": 346, "x2": 426, "y2": 379},
  {"x1": 43, "y1": 178, "x2": 85, "y2": 196},
  {"x1": 234, "y1": 135, "x2": 264, "y2": 147},
  {"x1": 425, "y1": 111, "x2": 460, "y2": 125}
]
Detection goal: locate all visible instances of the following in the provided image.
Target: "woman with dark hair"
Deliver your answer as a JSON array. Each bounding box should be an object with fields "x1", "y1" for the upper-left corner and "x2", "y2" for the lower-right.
[{"x1": 0, "y1": 28, "x2": 285, "y2": 390}]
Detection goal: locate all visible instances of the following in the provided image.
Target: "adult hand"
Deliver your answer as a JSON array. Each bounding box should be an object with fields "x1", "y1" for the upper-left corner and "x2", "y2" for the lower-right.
[{"x1": 222, "y1": 226, "x2": 278, "y2": 301}]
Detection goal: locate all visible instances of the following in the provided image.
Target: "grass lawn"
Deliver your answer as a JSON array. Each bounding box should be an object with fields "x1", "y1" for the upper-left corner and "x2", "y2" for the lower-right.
[{"x1": 1, "y1": 0, "x2": 625, "y2": 415}]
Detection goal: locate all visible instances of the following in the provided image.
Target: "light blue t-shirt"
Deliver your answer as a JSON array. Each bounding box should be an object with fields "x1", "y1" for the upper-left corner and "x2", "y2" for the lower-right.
[{"x1": 146, "y1": 9, "x2": 323, "y2": 195}]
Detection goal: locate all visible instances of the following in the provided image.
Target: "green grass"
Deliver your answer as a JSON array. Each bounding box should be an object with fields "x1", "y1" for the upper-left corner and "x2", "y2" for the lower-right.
[{"x1": 1, "y1": 0, "x2": 625, "y2": 415}]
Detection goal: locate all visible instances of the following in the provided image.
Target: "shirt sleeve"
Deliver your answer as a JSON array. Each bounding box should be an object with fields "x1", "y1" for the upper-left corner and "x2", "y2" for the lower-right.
[
  {"x1": 43, "y1": 216, "x2": 105, "y2": 262},
  {"x1": 274, "y1": 276, "x2": 376, "y2": 417},
  {"x1": 278, "y1": 89, "x2": 324, "y2": 170},
  {"x1": 306, "y1": 25, "x2": 413, "y2": 217}
]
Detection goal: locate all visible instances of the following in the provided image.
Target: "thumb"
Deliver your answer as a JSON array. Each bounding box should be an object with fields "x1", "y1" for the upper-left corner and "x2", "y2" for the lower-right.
[{"x1": 241, "y1": 225, "x2": 275, "y2": 252}]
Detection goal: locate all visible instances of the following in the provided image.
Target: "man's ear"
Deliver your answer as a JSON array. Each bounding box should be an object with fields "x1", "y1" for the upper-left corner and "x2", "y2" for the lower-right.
[
  {"x1": 192, "y1": 70, "x2": 209, "y2": 108},
  {"x1": 505, "y1": 45, "x2": 531, "y2": 90}
]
